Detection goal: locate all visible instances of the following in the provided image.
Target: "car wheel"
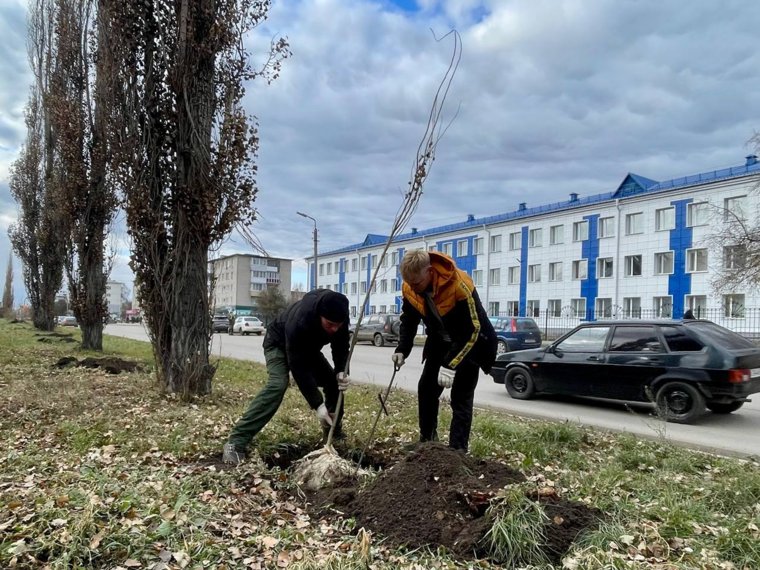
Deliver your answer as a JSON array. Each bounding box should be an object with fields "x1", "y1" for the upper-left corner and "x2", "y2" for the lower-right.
[
  {"x1": 373, "y1": 333, "x2": 385, "y2": 347},
  {"x1": 505, "y1": 367, "x2": 535, "y2": 400},
  {"x1": 496, "y1": 340, "x2": 510, "y2": 355},
  {"x1": 256, "y1": 331, "x2": 263, "y2": 336},
  {"x1": 655, "y1": 382, "x2": 706, "y2": 423},
  {"x1": 706, "y1": 401, "x2": 744, "y2": 414}
]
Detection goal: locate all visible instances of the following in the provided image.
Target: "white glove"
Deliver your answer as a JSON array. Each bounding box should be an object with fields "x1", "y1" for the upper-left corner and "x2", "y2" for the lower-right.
[
  {"x1": 336, "y1": 372, "x2": 350, "y2": 391},
  {"x1": 438, "y1": 368, "x2": 455, "y2": 389},
  {"x1": 315, "y1": 403, "x2": 333, "y2": 426},
  {"x1": 391, "y1": 353, "x2": 405, "y2": 368}
]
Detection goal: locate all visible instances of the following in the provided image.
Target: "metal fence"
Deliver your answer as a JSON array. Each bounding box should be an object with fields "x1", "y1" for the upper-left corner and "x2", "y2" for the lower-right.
[{"x1": 497, "y1": 307, "x2": 760, "y2": 341}]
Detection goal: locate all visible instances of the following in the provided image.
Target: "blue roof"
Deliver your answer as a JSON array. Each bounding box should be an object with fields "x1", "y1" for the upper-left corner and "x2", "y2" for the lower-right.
[{"x1": 321, "y1": 157, "x2": 760, "y2": 257}]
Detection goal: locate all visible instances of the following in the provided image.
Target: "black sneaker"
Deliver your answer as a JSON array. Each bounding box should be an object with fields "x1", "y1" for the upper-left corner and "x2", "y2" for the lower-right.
[{"x1": 222, "y1": 443, "x2": 246, "y2": 465}]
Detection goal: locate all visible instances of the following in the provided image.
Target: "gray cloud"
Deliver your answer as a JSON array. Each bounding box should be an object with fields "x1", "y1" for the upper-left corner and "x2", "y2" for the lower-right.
[{"x1": 2, "y1": 0, "x2": 760, "y2": 292}]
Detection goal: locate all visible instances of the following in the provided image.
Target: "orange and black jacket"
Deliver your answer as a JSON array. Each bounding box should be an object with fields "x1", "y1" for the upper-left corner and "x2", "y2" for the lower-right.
[{"x1": 396, "y1": 252, "x2": 497, "y2": 373}]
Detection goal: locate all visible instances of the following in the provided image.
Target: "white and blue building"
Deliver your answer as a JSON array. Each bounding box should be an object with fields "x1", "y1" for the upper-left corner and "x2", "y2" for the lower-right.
[{"x1": 308, "y1": 155, "x2": 760, "y2": 335}]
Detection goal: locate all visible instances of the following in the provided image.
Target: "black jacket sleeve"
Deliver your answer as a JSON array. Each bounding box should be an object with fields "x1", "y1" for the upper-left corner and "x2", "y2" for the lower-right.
[
  {"x1": 284, "y1": 311, "x2": 324, "y2": 410},
  {"x1": 396, "y1": 297, "x2": 422, "y2": 358},
  {"x1": 330, "y1": 323, "x2": 350, "y2": 374}
]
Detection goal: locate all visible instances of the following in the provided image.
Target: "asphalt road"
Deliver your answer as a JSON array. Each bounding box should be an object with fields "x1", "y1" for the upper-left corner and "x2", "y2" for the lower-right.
[{"x1": 105, "y1": 323, "x2": 760, "y2": 459}]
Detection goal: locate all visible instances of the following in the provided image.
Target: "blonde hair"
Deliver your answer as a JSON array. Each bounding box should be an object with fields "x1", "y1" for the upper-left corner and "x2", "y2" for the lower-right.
[{"x1": 400, "y1": 249, "x2": 431, "y2": 281}]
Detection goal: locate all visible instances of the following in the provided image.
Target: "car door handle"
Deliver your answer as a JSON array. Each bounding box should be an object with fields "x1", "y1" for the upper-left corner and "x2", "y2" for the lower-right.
[{"x1": 586, "y1": 355, "x2": 601, "y2": 361}]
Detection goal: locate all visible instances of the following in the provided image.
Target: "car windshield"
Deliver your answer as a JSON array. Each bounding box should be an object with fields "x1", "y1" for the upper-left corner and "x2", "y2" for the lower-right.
[{"x1": 687, "y1": 322, "x2": 756, "y2": 350}]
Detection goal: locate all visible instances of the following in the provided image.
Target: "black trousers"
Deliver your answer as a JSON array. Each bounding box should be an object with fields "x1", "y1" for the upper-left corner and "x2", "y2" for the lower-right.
[{"x1": 418, "y1": 356, "x2": 479, "y2": 451}]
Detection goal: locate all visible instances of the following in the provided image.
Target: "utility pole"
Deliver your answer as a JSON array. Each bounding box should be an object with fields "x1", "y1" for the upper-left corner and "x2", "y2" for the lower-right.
[{"x1": 297, "y1": 211, "x2": 318, "y2": 290}]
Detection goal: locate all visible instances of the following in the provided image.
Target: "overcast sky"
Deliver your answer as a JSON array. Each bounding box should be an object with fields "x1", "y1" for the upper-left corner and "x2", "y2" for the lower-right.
[{"x1": 1, "y1": 0, "x2": 759, "y2": 300}]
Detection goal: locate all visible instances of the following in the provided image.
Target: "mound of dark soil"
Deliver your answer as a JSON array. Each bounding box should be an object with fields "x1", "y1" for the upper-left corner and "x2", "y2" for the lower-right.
[
  {"x1": 55, "y1": 356, "x2": 143, "y2": 374},
  {"x1": 303, "y1": 442, "x2": 601, "y2": 563}
]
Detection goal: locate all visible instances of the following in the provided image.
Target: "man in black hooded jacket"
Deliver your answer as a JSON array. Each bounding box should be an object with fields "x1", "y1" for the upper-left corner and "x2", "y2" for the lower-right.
[{"x1": 223, "y1": 290, "x2": 352, "y2": 464}]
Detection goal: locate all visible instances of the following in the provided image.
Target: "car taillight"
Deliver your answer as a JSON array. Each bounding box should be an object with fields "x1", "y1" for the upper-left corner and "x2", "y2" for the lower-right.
[
  {"x1": 384, "y1": 322, "x2": 390, "y2": 332},
  {"x1": 728, "y1": 369, "x2": 751, "y2": 383},
  {"x1": 510, "y1": 319, "x2": 517, "y2": 332}
]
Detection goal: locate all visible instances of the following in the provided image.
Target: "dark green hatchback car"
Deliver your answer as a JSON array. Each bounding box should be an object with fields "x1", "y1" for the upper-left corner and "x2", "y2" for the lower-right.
[{"x1": 490, "y1": 319, "x2": 760, "y2": 423}]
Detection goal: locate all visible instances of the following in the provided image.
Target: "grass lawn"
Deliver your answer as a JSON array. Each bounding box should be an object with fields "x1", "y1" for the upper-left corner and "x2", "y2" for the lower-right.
[{"x1": 0, "y1": 319, "x2": 758, "y2": 569}]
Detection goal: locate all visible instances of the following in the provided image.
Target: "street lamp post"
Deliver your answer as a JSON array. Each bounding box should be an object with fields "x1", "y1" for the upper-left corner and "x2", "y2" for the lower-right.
[{"x1": 297, "y1": 211, "x2": 318, "y2": 290}]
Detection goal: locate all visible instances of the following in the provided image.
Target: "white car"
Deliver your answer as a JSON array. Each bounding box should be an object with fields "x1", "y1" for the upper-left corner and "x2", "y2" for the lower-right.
[{"x1": 232, "y1": 316, "x2": 265, "y2": 336}]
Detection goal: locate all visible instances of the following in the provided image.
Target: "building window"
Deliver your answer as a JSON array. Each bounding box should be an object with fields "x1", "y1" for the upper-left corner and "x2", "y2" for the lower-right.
[
  {"x1": 527, "y1": 300, "x2": 540, "y2": 318},
  {"x1": 352, "y1": 258, "x2": 358, "y2": 272},
  {"x1": 686, "y1": 248, "x2": 708, "y2": 273},
  {"x1": 625, "y1": 255, "x2": 642, "y2": 277},
  {"x1": 472, "y1": 270, "x2": 483, "y2": 287},
  {"x1": 371, "y1": 255, "x2": 378, "y2": 268},
  {"x1": 507, "y1": 266, "x2": 520, "y2": 285},
  {"x1": 655, "y1": 207, "x2": 675, "y2": 231},
  {"x1": 361, "y1": 257, "x2": 367, "y2": 270},
  {"x1": 350, "y1": 306, "x2": 357, "y2": 318},
  {"x1": 361, "y1": 281, "x2": 367, "y2": 293},
  {"x1": 508, "y1": 231, "x2": 521, "y2": 251},
  {"x1": 724, "y1": 195, "x2": 747, "y2": 222},
  {"x1": 381, "y1": 256, "x2": 388, "y2": 268},
  {"x1": 571, "y1": 298, "x2": 586, "y2": 318},
  {"x1": 724, "y1": 245, "x2": 746, "y2": 270},
  {"x1": 457, "y1": 240, "x2": 468, "y2": 257},
  {"x1": 598, "y1": 217, "x2": 615, "y2": 238},
  {"x1": 473, "y1": 238, "x2": 484, "y2": 255},
  {"x1": 528, "y1": 264, "x2": 541, "y2": 283},
  {"x1": 391, "y1": 251, "x2": 398, "y2": 265},
  {"x1": 370, "y1": 305, "x2": 376, "y2": 314},
  {"x1": 549, "y1": 224, "x2": 564, "y2": 245},
  {"x1": 572, "y1": 221, "x2": 588, "y2": 242},
  {"x1": 380, "y1": 279, "x2": 388, "y2": 293},
  {"x1": 687, "y1": 202, "x2": 709, "y2": 227},
  {"x1": 548, "y1": 262, "x2": 562, "y2": 282},
  {"x1": 488, "y1": 301, "x2": 501, "y2": 316},
  {"x1": 380, "y1": 305, "x2": 387, "y2": 313},
  {"x1": 597, "y1": 258, "x2": 614, "y2": 278},
  {"x1": 625, "y1": 212, "x2": 644, "y2": 235},
  {"x1": 489, "y1": 268, "x2": 501, "y2": 286},
  {"x1": 319, "y1": 263, "x2": 324, "y2": 276},
  {"x1": 624, "y1": 297, "x2": 641, "y2": 318},
  {"x1": 442, "y1": 242, "x2": 453, "y2": 256},
  {"x1": 506, "y1": 301, "x2": 519, "y2": 316},
  {"x1": 372, "y1": 281, "x2": 377, "y2": 293},
  {"x1": 686, "y1": 295, "x2": 707, "y2": 316},
  {"x1": 428, "y1": 244, "x2": 437, "y2": 252},
  {"x1": 326, "y1": 262, "x2": 332, "y2": 275},
  {"x1": 654, "y1": 251, "x2": 674, "y2": 275},
  {"x1": 723, "y1": 294, "x2": 745, "y2": 318},
  {"x1": 596, "y1": 298, "x2": 612, "y2": 319},
  {"x1": 351, "y1": 282, "x2": 357, "y2": 294},
  {"x1": 548, "y1": 299, "x2": 562, "y2": 317},
  {"x1": 392, "y1": 278, "x2": 399, "y2": 291},
  {"x1": 490, "y1": 234, "x2": 502, "y2": 253},
  {"x1": 529, "y1": 228, "x2": 542, "y2": 248},
  {"x1": 572, "y1": 259, "x2": 588, "y2": 280},
  {"x1": 654, "y1": 296, "x2": 672, "y2": 318}
]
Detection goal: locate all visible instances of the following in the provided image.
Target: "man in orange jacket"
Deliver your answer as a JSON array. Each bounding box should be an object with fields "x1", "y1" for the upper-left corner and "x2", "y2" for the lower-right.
[{"x1": 392, "y1": 249, "x2": 497, "y2": 451}]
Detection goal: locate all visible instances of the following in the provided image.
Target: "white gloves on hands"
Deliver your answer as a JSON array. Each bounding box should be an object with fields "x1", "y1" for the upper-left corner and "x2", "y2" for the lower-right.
[
  {"x1": 438, "y1": 368, "x2": 455, "y2": 389},
  {"x1": 316, "y1": 403, "x2": 333, "y2": 426},
  {"x1": 337, "y1": 372, "x2": 350, "y2": 391},
  {"x1": 391, "y1": 353, "x2": 405, "y2": 368}
]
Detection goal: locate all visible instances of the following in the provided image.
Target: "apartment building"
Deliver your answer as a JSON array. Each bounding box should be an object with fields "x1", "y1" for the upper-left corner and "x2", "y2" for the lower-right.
[
  {"x1": 210, "y1": 253, "x2": 292, "y2": 315},
  {"x1": 310, "y1": 155, "x2": 760, "y2": 333}
]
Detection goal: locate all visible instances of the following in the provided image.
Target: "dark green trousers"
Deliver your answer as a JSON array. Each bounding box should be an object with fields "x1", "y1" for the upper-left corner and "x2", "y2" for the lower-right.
[
  {"x1": 227, "y1": 345, "x2": 343, "y2": 450},
  {"x1": 227, "y1": 346, "x2": 290, "y2": 450}
]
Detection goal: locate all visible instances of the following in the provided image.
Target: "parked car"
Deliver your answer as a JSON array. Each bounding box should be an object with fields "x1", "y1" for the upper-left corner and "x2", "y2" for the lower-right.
[
  {"x1": 350, "y1": 313, "x2": 400, "y2": 347},
  {"x1": 232, "y1": 316, "x2": 265, "y2": 336},
  {"x1": 490, "y1": 319, "x2": 760, "y2": 424},
  {"x1": 489, "y1": 316, "x2": 542, "y2": 354},
  {"x1": 212, "y1": 314, "x2": 230, "y2": 333},
  {"x1": 59, "y1": 316, "x2": 78, "y2": 327}
]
